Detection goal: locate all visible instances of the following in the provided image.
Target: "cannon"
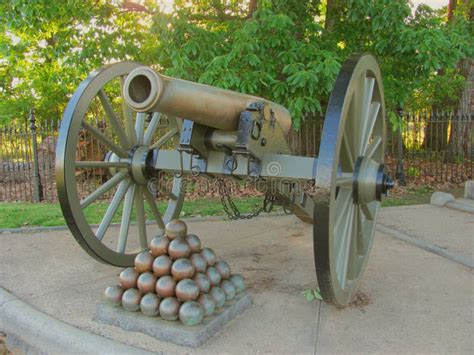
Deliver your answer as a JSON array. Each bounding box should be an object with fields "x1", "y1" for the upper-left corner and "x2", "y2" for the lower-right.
[{"x1": 56, "y1": 54, "x2": 394, "y2": 306}]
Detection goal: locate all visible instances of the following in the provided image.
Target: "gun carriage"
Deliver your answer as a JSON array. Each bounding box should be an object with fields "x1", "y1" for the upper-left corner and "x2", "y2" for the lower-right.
[{"x1": 56, "y1": 54, "x2": 393, "y2": 306}]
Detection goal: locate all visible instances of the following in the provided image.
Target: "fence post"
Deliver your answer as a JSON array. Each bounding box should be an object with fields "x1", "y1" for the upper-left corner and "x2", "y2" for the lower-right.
[
  {"x1": 395, "y1": 105, "x2": 406, "y2": 186},
  {"x1": 29, "y1": 108, "x2": 43, "y2": 202}
]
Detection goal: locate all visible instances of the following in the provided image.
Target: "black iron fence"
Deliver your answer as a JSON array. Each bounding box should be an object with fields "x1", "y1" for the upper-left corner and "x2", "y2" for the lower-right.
[{"x1": 0, "y1": 110, "x2": 472, "y2": 202}]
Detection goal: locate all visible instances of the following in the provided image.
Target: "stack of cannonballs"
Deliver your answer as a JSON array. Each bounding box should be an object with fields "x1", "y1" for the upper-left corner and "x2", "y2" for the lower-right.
[{"x1": 104, "y1": 219, "x2": 245, "y2": 326}]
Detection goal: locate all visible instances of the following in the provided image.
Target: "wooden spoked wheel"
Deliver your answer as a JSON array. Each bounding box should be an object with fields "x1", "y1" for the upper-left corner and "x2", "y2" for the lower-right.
[
  {"x1": 314, "y1": 54, "x2": 386, "y2": 306},
  {"x1": 56, "y1": 62, "x2": 184, "y2": 266}
]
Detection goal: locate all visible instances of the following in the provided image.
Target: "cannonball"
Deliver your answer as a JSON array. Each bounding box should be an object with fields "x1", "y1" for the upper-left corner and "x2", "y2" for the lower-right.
[
  {"x1": 171, "y1": 258, "x2": 195, "y2": 280},
  {"x1": 165, "y1": 219, "x2": 187, "y2": 239},
  {"x1": 119, "y1": 267, "x2": 138, "y2": 290},
  {"x1": 206, "y1": 266, "x2": 221, "y2": 286},
  {"x1": 215, "y1": 260, "x2": 231, "y2": 279},
  {"x1": 179, "y1": 301, "x2": 204, "y2": 326},
  {"x1": 190, "y1": 253, "x2": 207, "y2": 273},
  {"x1": 152, "y1": 255, "x2": 172, "y2": 277},
  {"x1": 185, "y1": 234, "x2": 201, "y2": 253},
  {"x1": 220, "y1": 279, "x2": 236, "y2": 301},
  {"x1": 104, "y1": 285, "x2": 124, "y2": 307},
  {"x1": 140, "y1": 293, "x2": 160, "y2": 316},
  {"x1": 137, "y1": 272, "x2": 157, "y2": 293},
  {"x1": 134, "y1": 251, "x2": 154, "y2": 273},
  {"x1": 168, "y1": 238, "x2": 191, "y2": 260},
  {"x1": 193, "y1": 273, "x2": 211, "y2": 293},
  {"x1": 155, "y1": 275, "x2": 176, "y2": 298},
  {"x1": 159, "y1": 297, "x2": 181, "y2": 321},
  {"x1": 122, "y1": 288, "x2": 141, "y2": 312},
  {"x1": 209, "y1": 287, "x2": 226, "y2": 309},
  {"x1": 197, "y1": 293, "x2": 216, "y2": 317},
  {"x1": 149, "y1": 236, "x2": 170, "y2": 257},
  {"x1": 229, "y1": 274, "x2": 246, "y2": 293},
  {"x1": 175, "y1": 279, "x2": 200, "y2": 302},
  {"x1": 201, "y1": 247, "x2": 217, "y2": 266}
]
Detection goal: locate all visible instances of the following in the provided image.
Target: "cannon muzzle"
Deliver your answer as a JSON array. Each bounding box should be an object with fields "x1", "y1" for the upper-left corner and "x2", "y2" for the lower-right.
[{"x1": 123, "y1": 66, "x2": 292, "y2": 133}]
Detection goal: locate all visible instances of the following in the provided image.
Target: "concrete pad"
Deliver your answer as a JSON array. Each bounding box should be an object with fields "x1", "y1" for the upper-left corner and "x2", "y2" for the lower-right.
[
  {"x1": 317, "y1": 231, "x2": 473, "y2": 354},
  {"x1": 0, "y1": 215, "x2": 320, "y2": 352},
  {"x1": 378, "y1": 204, "x2": 474, "y2": 262},
  {"x1": 1, "y1": 210, "x2": 472, "y2": 353},
  {"x1": 94, "y1": 293, "x2": 252, "y2": 348}
]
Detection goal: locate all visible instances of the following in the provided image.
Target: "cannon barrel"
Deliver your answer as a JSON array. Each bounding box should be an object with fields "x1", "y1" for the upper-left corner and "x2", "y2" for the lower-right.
[{"x1": 123, "y1": 66, "x2": 292, "y2": 134}]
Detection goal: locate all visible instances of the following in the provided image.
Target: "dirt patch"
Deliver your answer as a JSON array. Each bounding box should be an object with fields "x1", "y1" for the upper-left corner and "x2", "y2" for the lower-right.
[{"x1": 347, "y1": 291, "x2": 372, "y2": 309}]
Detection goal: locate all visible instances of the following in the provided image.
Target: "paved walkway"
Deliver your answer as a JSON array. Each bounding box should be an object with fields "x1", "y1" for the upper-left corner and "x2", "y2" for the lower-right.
[{"x1": 0, "y1": 204, "x2": 472, "y2": 353}]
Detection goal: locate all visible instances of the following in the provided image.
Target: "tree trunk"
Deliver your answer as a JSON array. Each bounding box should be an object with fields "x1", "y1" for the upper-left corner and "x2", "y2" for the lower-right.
[
  {"x1": 248, "y1": 0, "x2": 258, "y2": 17},
  {"x1": 448, "y1": 59, "x2": 473, "y2": 160},
  {"x1": 325, "y1": 0, "x2": 343, "y2": 31}
]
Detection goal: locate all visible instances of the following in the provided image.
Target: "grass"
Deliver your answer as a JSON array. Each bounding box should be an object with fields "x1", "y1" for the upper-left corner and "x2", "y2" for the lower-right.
[
  {"x1": 0, "y1": 185, "x2": 461, "y2": 229},
  {"x1": 0, "y1": 197, "x2": 264, "y2": 229}
]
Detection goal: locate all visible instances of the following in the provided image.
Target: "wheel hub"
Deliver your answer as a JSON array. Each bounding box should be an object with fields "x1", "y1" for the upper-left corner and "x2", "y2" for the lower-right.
[
  {"x1": 353, "y1": 157, "x2": 394, "y2": 204},
  {"x1": 105, "y1": 146, "x2": 155, "y2": 185},
  {"x1": 129, "y1": 145, "x2": 155, "y2": 185}
]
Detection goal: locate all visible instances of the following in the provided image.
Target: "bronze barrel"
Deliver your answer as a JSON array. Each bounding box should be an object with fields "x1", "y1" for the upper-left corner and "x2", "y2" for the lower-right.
[{"x1": 123, "y1": 66, "x2": 292, "y2": 134}]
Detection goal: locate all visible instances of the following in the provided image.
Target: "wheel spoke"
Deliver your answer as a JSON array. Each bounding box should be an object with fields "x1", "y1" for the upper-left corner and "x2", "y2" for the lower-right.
[
  {"x1": 365, "y1": 135, "x2": 382, "y2": 161},
  {"x1": 149, "y1": 128, "x2": 178, "y2": 149},
  {"x1": 80, "y1": 171, "x2": 127, "y2": 209},
  {"x1": 120, "y1": 76, "x2": 137, "y2": 146},
  {"x1": 135, "y1": 112, "x2": 146, "y2": 145},
  {"x1": 143, "y1": 188, "x2": 165, "y2": 230},
  {"x1": 135, "y1": 186, "x2": 148, "y2": 249},
  {"x1": 144, "y1": 112, "x2": 161, "y2": 146},
  {"x1": 96, "y1": 179, "x2": 131, "y2": 241},
  {"x1": 360, "y1": 102, "x2": 381, "y2": 156},
  {"x1": 75, "y1": 161, "x2": 128, "y2": 169},
  {"x1": 336, "y1": 173, "x2": 353, "y2": 187},
  {"x1": 361, "y1": 202, "x2": 374, "y2": 221},
  {"x1": 98, "y1": 89, "x2": 130, "y2": 149},
  {"x1": 81, "y1": 121, "x2": 127, "y2": 158},
  {"x1": 358, "y1": 77, "x2": 375, "y2": 149},
  {"x1": 336, "y1": 203, "x2": 355, "y2": 287},
  {"x1": 346, "y1": 206, "x2": 359, "y2": 281},
  {"x1": 117, "y1": 184, "x2": 136, "y2": 253},
  {"x1": 356, "y1": 205, "x2": 368, "y2": 255},
  {"x1": 341, "y1": 131, "x2": 355, "y2": 171},
  {"x1": 335, "y1": 188, "x2": 353, "y2": 232}
]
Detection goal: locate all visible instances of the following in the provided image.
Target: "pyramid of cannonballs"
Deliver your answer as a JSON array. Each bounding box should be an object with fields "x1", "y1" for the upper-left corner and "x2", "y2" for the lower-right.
[{"x1": 104, "y1": 219, "x2": 245, "y2": 326}]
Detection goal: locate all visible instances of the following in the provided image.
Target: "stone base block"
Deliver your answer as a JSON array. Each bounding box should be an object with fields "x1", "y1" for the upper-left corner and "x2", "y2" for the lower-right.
[
  {"x1": 93, "y1": 292, "x2": 252, "y2": 348},
  {"x1": 465, "y1": 181, "x2": 474, "y2": 200}
]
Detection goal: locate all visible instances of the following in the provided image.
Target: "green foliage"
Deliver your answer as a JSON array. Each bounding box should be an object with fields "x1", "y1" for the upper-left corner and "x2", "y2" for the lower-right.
[
  {"x1": 0, "y1": 0, "x2": 148, "y2": 125},
  {"x1": 0, "y1": 0, "x2": 472, "y2": 127},
  {"x1": 302, "y1": 288, "x2": 323, "y2": 302}
]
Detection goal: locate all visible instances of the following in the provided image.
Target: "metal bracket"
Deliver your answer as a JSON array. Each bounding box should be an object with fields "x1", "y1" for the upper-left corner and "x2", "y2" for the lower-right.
[{"x1": 179, "y1": 119, "x2": 209, "y2": 159}]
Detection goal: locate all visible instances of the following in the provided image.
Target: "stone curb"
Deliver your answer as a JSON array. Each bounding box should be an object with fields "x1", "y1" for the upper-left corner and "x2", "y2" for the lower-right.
[
  {"x1": 445, "y1": 201, "x2": 474, "y2": 214},
  {"x1": 0, "y1": 211, "x2": 287, "y2": 234},
  {"x1": 0, "y1": 287, "x2": 154, "y2": 354},
  {"x1": 376, "y1": 224, "x2": 474, "y2": 269}
]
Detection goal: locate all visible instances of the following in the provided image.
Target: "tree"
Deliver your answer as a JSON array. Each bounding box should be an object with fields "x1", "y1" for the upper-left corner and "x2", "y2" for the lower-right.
[
  {"x1": 0, "y1": 0, "x2": 148, "y2": 125},
  {"x1": 0, "y1": 0, "x2": 472, "y2": 131}
]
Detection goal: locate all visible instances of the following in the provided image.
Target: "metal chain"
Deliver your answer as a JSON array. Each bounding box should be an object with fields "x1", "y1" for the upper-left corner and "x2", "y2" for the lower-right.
[{"x1": 217, "y1": 178, "x2": 269, "y2": 220}]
